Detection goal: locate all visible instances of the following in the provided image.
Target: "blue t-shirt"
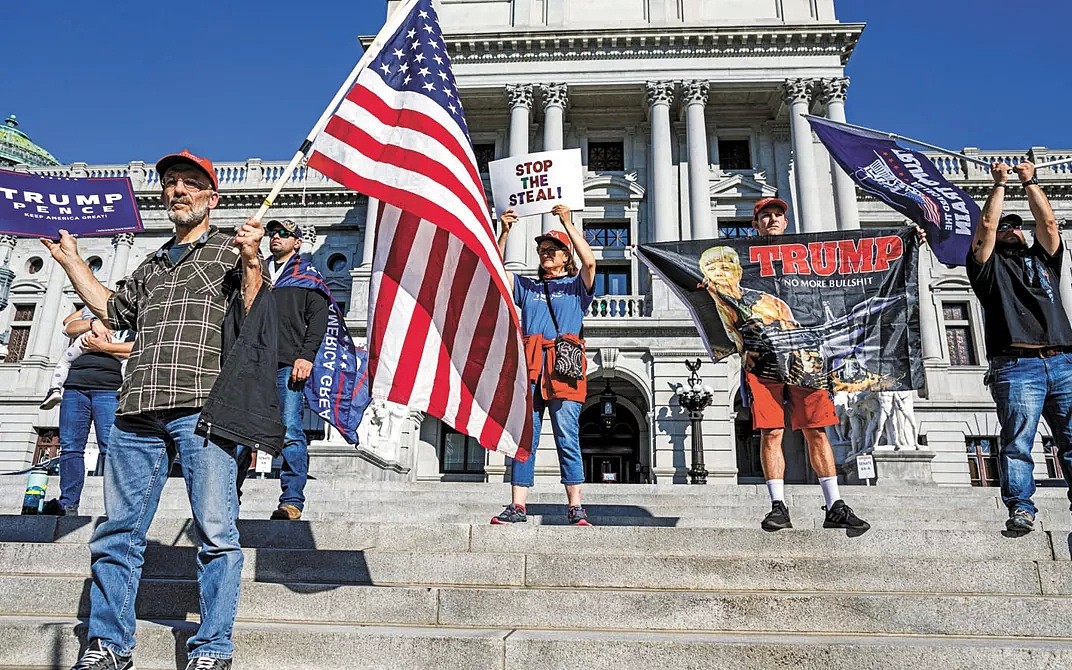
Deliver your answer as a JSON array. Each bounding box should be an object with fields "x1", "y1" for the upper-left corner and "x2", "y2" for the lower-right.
[{"x1": 514, "y1": 273, "x2": 594, "y2": 339}]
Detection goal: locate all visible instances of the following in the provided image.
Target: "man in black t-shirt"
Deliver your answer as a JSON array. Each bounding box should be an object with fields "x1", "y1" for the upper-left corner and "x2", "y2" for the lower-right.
[
  {"x1": 967, "y1": 160, "x2": 1072, "y2": 533},
  {"x1": 42, "y1": 308, "x2": 133, "y2": 516}
]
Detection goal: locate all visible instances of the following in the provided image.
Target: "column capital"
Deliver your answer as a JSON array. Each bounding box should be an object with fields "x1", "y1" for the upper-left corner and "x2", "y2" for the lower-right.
[
  {"x1": 505, "y1": 83, "x2": 534, "y2": 110},
  {"x1": 768, "y1": 123, "x2": 791, "y2": 143},
  {"x1": 112, "y1": 232, "x2": 136, "y2": 248},
  {"x1": 541, "y1": 83, "x2": 569, "y2": 111},
  {"x1": 782, "y1": 78, "x2": 815, "y2": 106},
  {"x1": 682, "y1": 80, "x2": 709, "y2": 107},
  {"x1": 302, "y1": 225, "x2": 318, "y2": 247},
  {"x1": 0, "y1": 234, "x2": 16, "y2": 250},
  {"x1": 646, "y1": 81, "x2": 676, "y2": 108},
  {"x1": 819, "y1": 77, "x2": 850, "y2": 105}
]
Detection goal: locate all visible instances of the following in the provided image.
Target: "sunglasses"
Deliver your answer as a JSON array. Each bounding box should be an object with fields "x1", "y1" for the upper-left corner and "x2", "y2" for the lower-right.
[
  {"x1": 537, "y1": 245, "x2": 564, "y2": 255},
  {"x1": 997, "y1": 221, "x2": 1023, "y2": 232},
  {"x1": 269, "y1": 229, "x2": 298, "y2": 239}
]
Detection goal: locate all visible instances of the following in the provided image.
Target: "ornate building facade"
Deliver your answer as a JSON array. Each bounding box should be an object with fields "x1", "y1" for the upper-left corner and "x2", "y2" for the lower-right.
[{"x1": 2, "y1": 0, "x2": 1072, "y2": 491}]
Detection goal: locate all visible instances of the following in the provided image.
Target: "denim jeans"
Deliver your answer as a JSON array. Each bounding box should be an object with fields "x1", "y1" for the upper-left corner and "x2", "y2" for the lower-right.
[
  {"x1": 511, "y1": 385, "x2": 585, "y2": 487},
  {"x1": 235, "y1": 366, "x2": 309, "y2": 509},
  {"x1": 89, "y1": 409, "x2": 243, "y2": 660},
  {"x1": 989, "y1": 353, "x2": 1072, "y2": 515},
  {"x1": 58, "y1": 388, "x2": 118, "y2": 508}
]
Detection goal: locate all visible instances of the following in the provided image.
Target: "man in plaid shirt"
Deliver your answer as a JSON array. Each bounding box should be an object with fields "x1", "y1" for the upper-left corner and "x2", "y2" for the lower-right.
[{"x1": 42, "y1": 150, "x2": 264, "y2": 670}]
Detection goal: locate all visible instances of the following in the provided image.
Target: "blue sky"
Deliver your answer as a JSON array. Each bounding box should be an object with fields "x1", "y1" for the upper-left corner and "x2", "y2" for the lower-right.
[{"x1": 3, "y1": 1, "x2": 1069, "y2": 165}]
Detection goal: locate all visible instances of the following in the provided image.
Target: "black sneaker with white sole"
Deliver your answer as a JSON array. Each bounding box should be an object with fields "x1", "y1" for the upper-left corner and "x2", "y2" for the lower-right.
[
  {"x1": 823, "y1": 499, "x2": 870, "y2": 531},
  {"x1": 40, "y1": 387, "x2": 63, "y2": 410},
  {"x1": 186, "y1": 657, "x2": 232, "y2": 670},
  {"x1": 761, "y1": 500, "x2": 793, "y2": 530},
  {"x1": 70, "y1": 640, "x2": 132, "y2": 670}
]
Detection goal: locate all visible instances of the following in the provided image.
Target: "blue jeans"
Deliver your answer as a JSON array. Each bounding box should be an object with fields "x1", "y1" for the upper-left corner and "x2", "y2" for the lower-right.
[
  {"x1": 235, "y1": 366, "x2": 309, "y2": 509},
  {"x1": 58, "y1": 388, "x2": 118, "y2": 508},
  {"x1": 511, "y1": 386, "x2": 585, "y2": 487},
  {"x1": 989, "y1": 353, "x2": 1072, "y2": 515},
  {"x1": 89, "y1": 409, "x2": 243, "y2": 660}
]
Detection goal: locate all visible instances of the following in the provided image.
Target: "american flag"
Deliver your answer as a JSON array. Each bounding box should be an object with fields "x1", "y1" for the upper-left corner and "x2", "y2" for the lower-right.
[{"x1": 306, "y1": 0, "x2": 533, "y2": 460}]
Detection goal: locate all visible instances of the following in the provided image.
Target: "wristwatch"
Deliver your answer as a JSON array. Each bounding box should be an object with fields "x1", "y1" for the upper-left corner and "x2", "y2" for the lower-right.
[{"x1": 1022, "y1": 176, "x2": 1040, "y2": 187}]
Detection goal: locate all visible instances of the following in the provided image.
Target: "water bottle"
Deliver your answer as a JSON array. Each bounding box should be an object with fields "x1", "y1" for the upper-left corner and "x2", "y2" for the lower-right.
[{"x1": 21, "y1": 464, "x2": 50, "y2": 515}]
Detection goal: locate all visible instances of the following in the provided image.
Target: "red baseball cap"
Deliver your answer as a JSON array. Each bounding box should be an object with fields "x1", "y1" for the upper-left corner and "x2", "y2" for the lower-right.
[
  {"x1": 156, "y1": 149, "x2": 219, "y2": 191},
  {"x1": 534, "y1": 229, "x2": 573, "y2": 252},
  {"x1": 753, "y1": 197, "x2": 789, "y2": 219}
]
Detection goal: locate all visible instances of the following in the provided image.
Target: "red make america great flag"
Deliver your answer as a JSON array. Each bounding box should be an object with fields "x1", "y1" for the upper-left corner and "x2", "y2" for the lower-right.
[{"x1": 307, "y1": 0, "x2": 533, "y2": 461}]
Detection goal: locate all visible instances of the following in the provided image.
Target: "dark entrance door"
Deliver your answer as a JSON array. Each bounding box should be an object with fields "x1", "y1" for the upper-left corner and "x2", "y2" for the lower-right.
[{"x1": 579, "y1": 404, "x2": 640, "y2": 484}]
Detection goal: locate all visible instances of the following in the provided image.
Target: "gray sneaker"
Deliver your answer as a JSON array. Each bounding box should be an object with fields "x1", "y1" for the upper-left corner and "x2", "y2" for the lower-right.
[
  {"x1": 186, "y1": 657, "x2": 232, "y2": 670},
  {"x1": 70, "y1": 640, "x2": 132, "y2": 670},
  {"x1": 1006, "y1": 509, "x2": 1035, "y2": 533},
  {"x1": 490, "y1": 503, "x2": 527, "y2": 524}
]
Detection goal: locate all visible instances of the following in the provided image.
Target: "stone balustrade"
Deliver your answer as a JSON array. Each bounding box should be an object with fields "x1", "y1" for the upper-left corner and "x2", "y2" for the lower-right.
[{"x1": 589, "y1": 294, "x2": 650, "y2": 318}]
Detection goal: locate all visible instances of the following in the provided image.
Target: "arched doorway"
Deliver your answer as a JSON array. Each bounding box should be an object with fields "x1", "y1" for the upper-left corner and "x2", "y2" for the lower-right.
[{"x1": 579, "y1": 403, "x2": 641, "y2": 484}]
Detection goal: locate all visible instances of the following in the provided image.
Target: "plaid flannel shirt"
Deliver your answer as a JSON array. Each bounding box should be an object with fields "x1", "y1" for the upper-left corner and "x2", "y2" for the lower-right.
[{"x1": 108, "y1": 226, "x2": 255, "y2": 415}]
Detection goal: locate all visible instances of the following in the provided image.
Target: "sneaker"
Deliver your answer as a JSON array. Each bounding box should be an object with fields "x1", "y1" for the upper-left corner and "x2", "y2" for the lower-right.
[
  {"x1": 490, "y1": 503, "x2": 527, "y2": 524},
  {"x1": 42, "y1": 498, "x2": 78, "y2": 516},
  {"x1": 1006, "y1": 509, "x2": 1035, "y2": 533},
  {"x1": 70, "y1": 639, "x2": 133, "y2": 670},
  {"x1": 761, "y1": 500, "x2": 793, "y2": 531},
  {"x1": 40, "y1": 387, "x2": 63, "y2": 410},
  {"x1": 270, "y1": 504, "x2": 302, "y2": 520},
  {"x1": 823, "y1": 499, "x2": 870, "y2": 531},
  {"x1": 567, "y1": 505, "x2": 592, "y2": 526},
  {"x1": 185, "y1": 658, "x2": 232, "y2": 670}
]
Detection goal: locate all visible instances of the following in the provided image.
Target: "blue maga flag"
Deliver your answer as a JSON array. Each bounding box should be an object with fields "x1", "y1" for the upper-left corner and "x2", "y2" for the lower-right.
[
  {"x1": 808, "y1": 116, "x2": 980, "y2": 267},
  {"x1": 274, "y1": 255, "x2": 371, "y2": 444},
  {"x1": 0, "y1": 169, "x2": 143, "y2": 238}
]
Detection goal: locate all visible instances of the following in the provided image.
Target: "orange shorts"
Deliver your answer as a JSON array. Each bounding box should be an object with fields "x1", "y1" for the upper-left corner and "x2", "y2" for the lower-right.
[{"x1": 745, "y1": 372, "x2": 837, "y2": 431}]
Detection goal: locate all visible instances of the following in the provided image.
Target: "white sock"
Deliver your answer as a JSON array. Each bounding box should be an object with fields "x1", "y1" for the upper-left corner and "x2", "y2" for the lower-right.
[
  {"x1": 819, "y1": 476, "x2": 840, "y2": 508},
  {"x1": 766, "y1": 479, "x2": 785, "y2": 503}
]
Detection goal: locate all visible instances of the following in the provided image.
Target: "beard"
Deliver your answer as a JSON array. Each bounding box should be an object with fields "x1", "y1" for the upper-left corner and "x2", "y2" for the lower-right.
[{"x1": 167, "y1": 201, "x2": 209, "y2": 227}]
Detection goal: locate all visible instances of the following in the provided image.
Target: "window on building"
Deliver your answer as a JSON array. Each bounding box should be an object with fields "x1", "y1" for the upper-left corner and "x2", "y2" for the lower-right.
[
  {"x1": 966, "y1": 436, "x2": 1000, "y2": 487},
  {"x1": 583, "y1": 221, "x2": 630, "y2": 248},
  {"x1": 26, "y1": 257, "x2": 43, "y2": 274},
  {"x1": 6, "y1": 304, "x2": 36, "y2": 364},
  {"x1": 473, "y1": 143, "x2": 496, "y2": 174},
  {"x1": 327, "y1": 253, "x2": 348, "y2": 273},
  {"x1": 718, "y1": 220, "x2": 757, "y2": 239},
  {"x1": 588, "y1": 141, "x2": 625, "y2": 171},
  {"x1": 32, "y1": 429, "x2": 60, "y2": 469},
  {"x1": 718, "y1": 139, "x2": 752, "y2": 170},
  {"x1": 1043, "y1": 436, "x2": 1063, "y2": 479},
  {"x1": 440, "y1": 426, "x2": 486, "y2": 474},
  {"x1": 87, "y1": 256, "x2": 104, "y2": 273},
  {"x1": 942, "y1": 302, "x2": 978, "y2": 366},
  {"x1": 592, "y1": 266, "x2": 632, "y2": 297}
]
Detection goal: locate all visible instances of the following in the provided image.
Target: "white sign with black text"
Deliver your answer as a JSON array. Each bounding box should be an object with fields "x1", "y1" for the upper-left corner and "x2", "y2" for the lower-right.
[{"x1": 488, "y1": 149, "x2": 585, "y2": 218}]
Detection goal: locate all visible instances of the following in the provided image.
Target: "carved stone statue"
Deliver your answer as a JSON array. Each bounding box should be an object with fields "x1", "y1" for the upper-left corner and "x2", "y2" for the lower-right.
[
  {"x1": 890, "y1": 390, "x2": 919, "y2": 450},
  {"x1": 830, "y1": 391, "x2": 853, "y2": 445},
  {"x1": 847, "y1": 391, "x2": 879, "y2": 454}
]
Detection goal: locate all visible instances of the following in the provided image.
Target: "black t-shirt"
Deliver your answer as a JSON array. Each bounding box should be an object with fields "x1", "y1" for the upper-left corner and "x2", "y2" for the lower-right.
[
  {"x1": 966, "y1": 240, "x2": 1072, "y2": 358},
  {"x1": 65, "y1": 352, "x2": 123, "y2": 390}
]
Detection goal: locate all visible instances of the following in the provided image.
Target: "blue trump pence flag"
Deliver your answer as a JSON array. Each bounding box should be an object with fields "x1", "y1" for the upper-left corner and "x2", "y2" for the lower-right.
[
  {"x1": 808, "y1": 116, "x2": 980, "y2": 267},
  {"x1": 274, "y1": 256, "x2": 371, "y2": 444}
]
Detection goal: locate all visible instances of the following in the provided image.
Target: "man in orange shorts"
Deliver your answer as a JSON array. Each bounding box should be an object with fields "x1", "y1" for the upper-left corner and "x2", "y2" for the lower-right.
[{"x1": 700, "y1": 197, "x2": 870, "y2": 532}]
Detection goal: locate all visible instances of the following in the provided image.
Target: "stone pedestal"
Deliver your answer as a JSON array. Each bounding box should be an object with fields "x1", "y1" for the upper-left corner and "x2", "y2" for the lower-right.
[{"x1": 843, "y1": 449, "x2": 937, "y2": 487}]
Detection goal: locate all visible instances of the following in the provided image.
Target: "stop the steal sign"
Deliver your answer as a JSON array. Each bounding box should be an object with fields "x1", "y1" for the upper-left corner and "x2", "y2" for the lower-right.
[{"x1": 489, "y1": 149, "x2": 585, "y2": 218}]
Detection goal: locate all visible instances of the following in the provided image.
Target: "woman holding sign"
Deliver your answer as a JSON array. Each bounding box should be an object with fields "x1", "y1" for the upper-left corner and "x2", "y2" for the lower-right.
[{"x1": 492, "y1": 204, "x2": 597, "y2": 526}]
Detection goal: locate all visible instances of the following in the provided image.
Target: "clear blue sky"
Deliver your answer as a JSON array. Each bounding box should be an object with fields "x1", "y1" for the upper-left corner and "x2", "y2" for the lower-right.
[{"x1": 3, "y1": 0, "x2": 1069, "y2": 165}]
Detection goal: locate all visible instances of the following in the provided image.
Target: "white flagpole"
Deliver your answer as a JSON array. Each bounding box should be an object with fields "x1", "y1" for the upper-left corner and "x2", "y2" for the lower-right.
[
  {"x1": 252, "y1": 0, "x2": 422, "y2": 221},
  {"x1": 806, "y1": 115, "x2": 993, "y2": 168}
]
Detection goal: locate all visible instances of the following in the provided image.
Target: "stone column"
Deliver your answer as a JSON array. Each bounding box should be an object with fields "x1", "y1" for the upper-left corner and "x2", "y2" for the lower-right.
[
  {"x1": 504, "y1": 84, "x2": 534, "y2": 270},
  {"x1": 541, "y1": 83, "x2": 568, "y2": 231},
  {"x1": 683, "y1": 80, "x2": 715, "y2": 240},
  {"x1": 820, "y1": 77, "x2": 861, "y2": 231},
  {"x1": 108, "y1": 233, "x2": 135, "y2": 287},
  {"x1": 24, "y1": 259, "x2": 67, "y2": 362},
  {"x1": 361, "y1": 197, "x2": 379, "y2": 268},
  {"x1": 782, "y1": 79, "x2": 824, "y2": 234},
  {"x1": 647, "y1": 81, "x2": 676, "y2": 242},
  {"x1": 917, "y1": 255, "x2": 943, "y2": 363},
  {"x1": 770, "y1": 124, "x2": 797, "y2": 228}
]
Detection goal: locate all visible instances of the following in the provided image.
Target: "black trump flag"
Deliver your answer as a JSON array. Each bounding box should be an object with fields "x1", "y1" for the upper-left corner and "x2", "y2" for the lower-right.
[{"x1": 637, "y1": 228, "x2": 924, "y2": 393}]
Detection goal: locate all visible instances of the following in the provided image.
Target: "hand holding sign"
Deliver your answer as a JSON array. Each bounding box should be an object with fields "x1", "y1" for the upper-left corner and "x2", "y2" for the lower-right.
[
  {"x1": 489, "y1": 149, "x2": 585, "y2": 218},
  {"x1": 40, "y1": 229, "x2": 81, "y2": 268}
]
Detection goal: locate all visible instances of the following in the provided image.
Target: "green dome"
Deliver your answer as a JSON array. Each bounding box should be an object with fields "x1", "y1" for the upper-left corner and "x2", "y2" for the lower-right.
[{"x1": 0, "y1": 115, "x2": 59, "y2": 167}]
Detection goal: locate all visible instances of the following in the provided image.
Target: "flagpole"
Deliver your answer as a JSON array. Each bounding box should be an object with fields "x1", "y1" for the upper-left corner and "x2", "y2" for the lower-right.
[
  {"x1": 806, "y1": 115, "x2": 993, "y2": 168},
  {"x1": 252, "y1": 0, "x2": 422, "y2": 221}
]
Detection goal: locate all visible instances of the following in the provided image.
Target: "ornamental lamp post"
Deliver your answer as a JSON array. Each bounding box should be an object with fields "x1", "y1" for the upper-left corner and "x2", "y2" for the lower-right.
[
  {"x1": 676, "y1": 358, "x2": 714, "y2": 485},
  {"x1": 599, "y1": 381, "x2": 617, "y2": 431}
]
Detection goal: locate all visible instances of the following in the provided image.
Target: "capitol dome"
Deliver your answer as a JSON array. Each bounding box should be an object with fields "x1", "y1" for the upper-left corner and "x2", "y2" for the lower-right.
[{"x1": 0, "y1": 115, "x2": 59, "y2": 168}]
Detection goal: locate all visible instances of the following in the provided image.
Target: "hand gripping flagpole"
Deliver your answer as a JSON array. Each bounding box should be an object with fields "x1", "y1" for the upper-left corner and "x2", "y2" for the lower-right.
[
  {"x1": 252, "y1": 0, "x2": 422, "y2": 221},
  {"x1": 805, "y1": 115, "x2": 993, "y2": 168}
]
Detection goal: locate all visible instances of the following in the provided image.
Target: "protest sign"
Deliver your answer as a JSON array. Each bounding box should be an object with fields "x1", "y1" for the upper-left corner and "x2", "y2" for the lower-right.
[
  {"x1": 488, "y1": 149, "x2": 585, "y2": 217},
  {"x1": 637, "y1": 228, "x2": 924, "y2": 393},
  {"x1": 0, "y1": 169, "x2": 143, "y2": 238}
]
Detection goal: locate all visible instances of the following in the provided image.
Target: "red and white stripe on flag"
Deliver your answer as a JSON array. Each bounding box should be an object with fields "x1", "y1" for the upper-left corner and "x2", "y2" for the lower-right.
[{"x1": 306, "y1": 0, "x2": 532, "y2": 460}]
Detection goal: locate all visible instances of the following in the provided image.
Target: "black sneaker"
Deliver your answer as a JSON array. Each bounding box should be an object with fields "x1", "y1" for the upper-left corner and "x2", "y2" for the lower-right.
[
  {"x1": 761, "y1": 500, "x2": 793, "y2": 530},
  {"x1": 823, "y1": 500, "x2": 870, "y2": 531},
  {"x1": 42, "y1": 499, "x2": 78, "y2": 516},
  {"x1": 1006, "y1": 509, "x2": 1035, "y2": 533},
  {"x1": 490, "y1": 503, "x2": 527, "y2": 524},
  {"x1": 567, "y1": 505, "x2": 592, "y2": 526},
  {"x1": 70, "y1": 639, "x2": 132, "y2": 670},
  {"x1": 186, "y1": 657, "x2": 232, "y2": 670},
  {"x1": 40, "y1": 387, "x2": 63, "y2": 410}
]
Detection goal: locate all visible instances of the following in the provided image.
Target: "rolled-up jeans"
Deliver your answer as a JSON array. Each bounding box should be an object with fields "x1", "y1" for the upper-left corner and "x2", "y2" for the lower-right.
[
  {"x1": 88, "y1": 409, "x2": 243, "y2": 660},
  {"x1": 988, "y1": 353, "x2": 1072, "y2": 515},
  {"x1": 511, "y1": 385, "x2": 585, "y2": 487}
]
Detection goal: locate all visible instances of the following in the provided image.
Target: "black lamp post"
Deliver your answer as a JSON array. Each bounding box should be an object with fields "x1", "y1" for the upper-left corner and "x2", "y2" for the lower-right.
[
  {"x1": 599, "y1": 381, "x2": 617, "y2": 431},
  {"x1": 675, "y1": 358, "x2": 714, "y2": 485}
]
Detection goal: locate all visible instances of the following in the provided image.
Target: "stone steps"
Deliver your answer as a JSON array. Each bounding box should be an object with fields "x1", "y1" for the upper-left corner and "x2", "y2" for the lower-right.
[{"x1": 3, "y1": 616, "x2": 1072, "y2": 670}]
